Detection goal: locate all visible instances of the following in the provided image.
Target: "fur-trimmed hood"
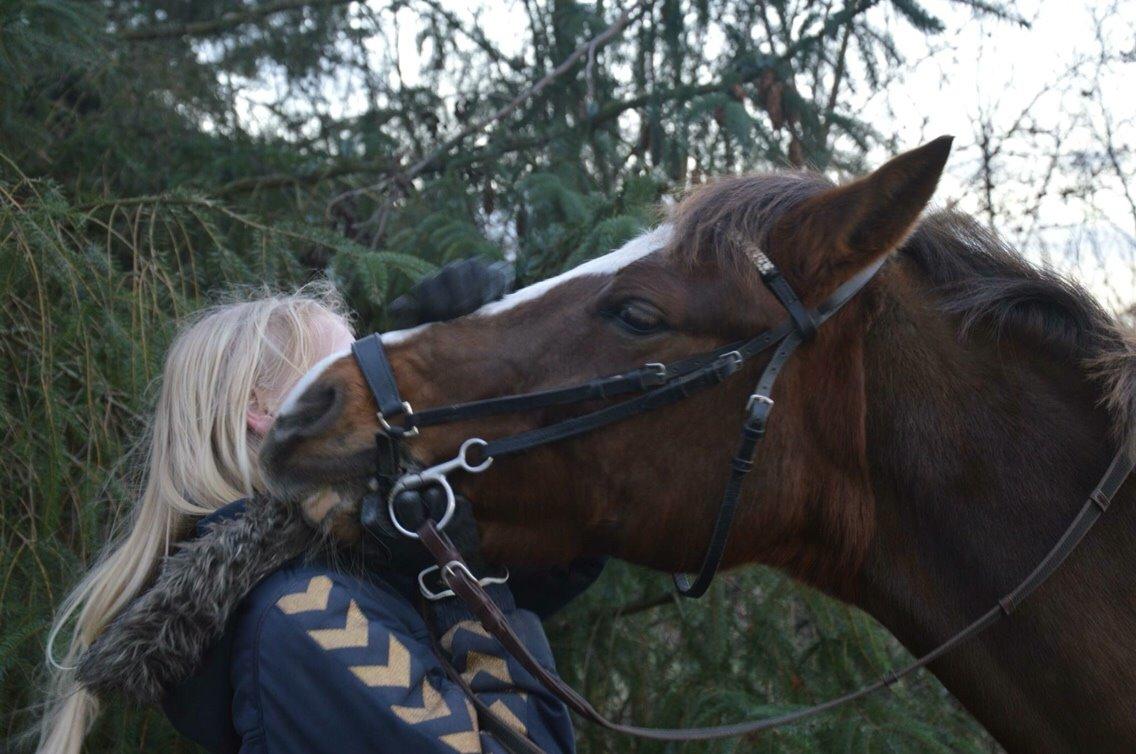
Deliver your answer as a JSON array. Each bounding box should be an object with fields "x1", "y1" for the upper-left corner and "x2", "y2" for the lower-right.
[{"x1": 76, "y1": 495, "x2": 318, "y2": 704}]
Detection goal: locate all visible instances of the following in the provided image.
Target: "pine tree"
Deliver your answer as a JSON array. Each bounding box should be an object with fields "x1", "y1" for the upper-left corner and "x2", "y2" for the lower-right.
[{"x1": 2, "y1": 2, "x2": 1021, "y2": 750}]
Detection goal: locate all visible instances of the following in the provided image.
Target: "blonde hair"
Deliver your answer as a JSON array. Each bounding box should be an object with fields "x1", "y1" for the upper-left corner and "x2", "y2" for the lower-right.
[{"x1": 38, "y1": 283, "x2": 353, "y2": 753}]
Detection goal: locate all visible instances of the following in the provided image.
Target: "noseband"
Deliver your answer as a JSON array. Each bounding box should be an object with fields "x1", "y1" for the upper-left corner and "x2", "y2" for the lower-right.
[{"x1": 349, "y1": 251, "x2": 1134, "y2": 746}]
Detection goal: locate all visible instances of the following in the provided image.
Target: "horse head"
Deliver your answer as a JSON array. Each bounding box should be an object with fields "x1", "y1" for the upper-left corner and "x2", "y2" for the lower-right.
[{"x1": 261, "y1": 137, "x2": 952, "y2": 588}]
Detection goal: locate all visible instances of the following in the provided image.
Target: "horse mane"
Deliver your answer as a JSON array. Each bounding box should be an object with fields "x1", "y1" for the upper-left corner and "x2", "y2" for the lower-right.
[
  {"x1": 665, "y1": 172, "x2": 1136, "y2": 448},
  {"x1": 903, "y1": 212, "x2": 1136, "y2": 449}
]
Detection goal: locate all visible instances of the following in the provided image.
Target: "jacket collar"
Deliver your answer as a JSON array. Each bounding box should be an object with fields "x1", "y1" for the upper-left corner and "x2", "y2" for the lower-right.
[{"x1": 195, "y1": 498, "x2": 248, "y2": 536}]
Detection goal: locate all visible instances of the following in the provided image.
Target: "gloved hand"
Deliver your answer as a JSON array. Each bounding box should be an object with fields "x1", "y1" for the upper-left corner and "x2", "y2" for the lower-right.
[{"x1": 387, "y1": 257, "x2": 514, "y2": 329}]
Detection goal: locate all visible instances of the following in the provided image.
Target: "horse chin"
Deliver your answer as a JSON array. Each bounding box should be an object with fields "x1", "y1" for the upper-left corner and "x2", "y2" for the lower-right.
[
  {"x1": 260, "y1": 445, "x2": 375, "y2": 503},
  {"x1": 298, "y1": 486, "x2": 368, "y2": 544}
]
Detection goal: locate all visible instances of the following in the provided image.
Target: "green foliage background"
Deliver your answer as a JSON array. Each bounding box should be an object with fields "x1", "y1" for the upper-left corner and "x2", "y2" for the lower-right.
[{"x1": 1, "y1": 1, "x2": 1013, "y2": 751}]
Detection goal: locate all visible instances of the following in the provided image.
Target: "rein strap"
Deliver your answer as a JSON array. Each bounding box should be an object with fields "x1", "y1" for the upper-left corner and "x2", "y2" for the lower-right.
[{"x1": 418, "y1": 441, "x2": 1134, "y2": 745}]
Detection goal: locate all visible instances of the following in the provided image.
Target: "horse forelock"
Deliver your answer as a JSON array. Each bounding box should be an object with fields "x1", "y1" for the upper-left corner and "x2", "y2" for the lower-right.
[{"x1": 665, "y1": 171, "x2": 834, "y2": 277}]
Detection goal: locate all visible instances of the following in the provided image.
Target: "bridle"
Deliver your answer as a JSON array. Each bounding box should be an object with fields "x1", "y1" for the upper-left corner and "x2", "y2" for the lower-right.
[
  {"x1": 348, "y1": 250, "x2": 1134, "y2": 746},
  {"x1": 354, "y1": 249, "x2": 885, "y2": 594}
]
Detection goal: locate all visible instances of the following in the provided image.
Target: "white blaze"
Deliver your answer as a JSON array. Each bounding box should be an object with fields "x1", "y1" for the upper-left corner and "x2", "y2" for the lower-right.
[
  {"x1": 476, "y1": 224, "x2": 672, "y2": 316},
  {"x1": 277, "y1": 225, "x2": 671, "y2": 417}
]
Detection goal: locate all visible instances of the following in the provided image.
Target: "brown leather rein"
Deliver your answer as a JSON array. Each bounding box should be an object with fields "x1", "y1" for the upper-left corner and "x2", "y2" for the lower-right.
[{"x1": 415, "y1": 443, "x2": 1133, "y2": 745}]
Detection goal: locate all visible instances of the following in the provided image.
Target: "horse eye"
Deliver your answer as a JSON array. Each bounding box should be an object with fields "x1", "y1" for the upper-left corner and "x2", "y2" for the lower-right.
[{"x1": 610, "y1": 300, "x2": 667, "y2": 335}]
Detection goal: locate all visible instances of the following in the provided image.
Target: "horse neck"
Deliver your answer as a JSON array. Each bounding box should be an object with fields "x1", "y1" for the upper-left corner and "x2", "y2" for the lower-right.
[{"x1": 853, "y1": 272, "x2": 1136, "y2": 751}]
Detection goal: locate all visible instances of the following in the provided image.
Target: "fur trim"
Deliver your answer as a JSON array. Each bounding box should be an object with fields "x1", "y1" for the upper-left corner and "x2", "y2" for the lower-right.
[{"x1": 76, "y1": 495, "x2": 317, "y2": 704}]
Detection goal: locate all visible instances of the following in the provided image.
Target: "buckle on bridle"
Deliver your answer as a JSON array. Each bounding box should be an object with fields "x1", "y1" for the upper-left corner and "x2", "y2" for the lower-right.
[
  {"x1": 712, "y1": 350, "x2": 744, "y2": 379},
  {"x1": 744, "y1": 393, "x2": 774, "y2": 437},
  {"x1": 417, "y1": 561, "x2": 510, "y2": 601},
  {"x1": 378, "y1": 400, "x2": 419, "y2": 438},
  {"x1": 642, "y1": 362, "x2": 667, "y2": 386},
  {"x1": 746, "y1": 393, "x2": 774, "y2": 412}
]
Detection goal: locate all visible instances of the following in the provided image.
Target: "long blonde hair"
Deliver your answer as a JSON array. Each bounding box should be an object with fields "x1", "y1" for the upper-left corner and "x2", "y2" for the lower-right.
[{"x1": 38, "y1": 283, "x2": 353, "y2": 753}]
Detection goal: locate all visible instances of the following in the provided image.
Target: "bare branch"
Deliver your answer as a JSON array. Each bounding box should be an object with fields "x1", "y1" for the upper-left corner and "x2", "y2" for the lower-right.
[{"x1": 328, "y1": 0, "x2": 650, "y2": 214}]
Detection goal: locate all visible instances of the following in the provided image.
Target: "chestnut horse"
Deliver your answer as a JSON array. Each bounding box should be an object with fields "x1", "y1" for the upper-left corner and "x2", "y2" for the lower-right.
[{"x1": 261, "y1": 139, "x2": 1136, "y2": 752}]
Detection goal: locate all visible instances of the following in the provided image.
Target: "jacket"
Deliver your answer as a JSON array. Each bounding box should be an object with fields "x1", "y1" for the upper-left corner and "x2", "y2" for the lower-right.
[{"x1": 161, "y1": 501, "x2": 576, "y2": 754}]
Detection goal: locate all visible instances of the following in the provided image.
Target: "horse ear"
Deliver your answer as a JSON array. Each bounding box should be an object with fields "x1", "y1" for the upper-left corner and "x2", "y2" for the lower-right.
[{"x1": 770, "y1": 136, "x2": 953, "y2": 286}]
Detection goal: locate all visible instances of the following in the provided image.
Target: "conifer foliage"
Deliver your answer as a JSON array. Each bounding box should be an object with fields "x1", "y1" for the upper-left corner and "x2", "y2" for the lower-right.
[{"x1": 1, "y1": 1, "x2": 1013, "y2": 750}]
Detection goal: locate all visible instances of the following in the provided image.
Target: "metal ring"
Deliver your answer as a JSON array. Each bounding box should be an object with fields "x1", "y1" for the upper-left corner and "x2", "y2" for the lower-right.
[
  {"x1": 417, "y1": 562, "x2": 511, "y2": 601},
  {"x1": 378, "y1": 400, "x2": 419, "y2": 437},
  {"x1": 458, "y1": 438, "x2": 493, "y2": 473},
  {"x1": 387, "y1": 475, "x2": 456, "y2": 539},
  {"x1": 385, "y1": 439, "x2": 492, "y2": 539}
]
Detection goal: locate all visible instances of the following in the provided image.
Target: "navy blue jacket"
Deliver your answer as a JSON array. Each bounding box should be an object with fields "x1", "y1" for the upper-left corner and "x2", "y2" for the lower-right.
[{"x1": 163, "y1": 502, "x2": 576, "y2": 753}]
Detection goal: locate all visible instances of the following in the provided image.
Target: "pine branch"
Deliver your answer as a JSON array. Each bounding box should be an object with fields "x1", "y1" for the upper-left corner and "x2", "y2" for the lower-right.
[
  {"x1": 413, "y1": 0, "x2": 526, "y2": 73},
  {"x1": 820, "y1": 0, "x2": 860, "y2": 147},
  {"x1": 216, "y1": 134, "x2": 554, "y2": 197},
  {"x1": 118, "y1": 0, "x2": 357, "y2": 41},
  {"x1": 403, "y1": 1, "x2": 647, "y2": 179},
  {"x1": 216, "y1": 157, "x2": 396, "y2": 196}
]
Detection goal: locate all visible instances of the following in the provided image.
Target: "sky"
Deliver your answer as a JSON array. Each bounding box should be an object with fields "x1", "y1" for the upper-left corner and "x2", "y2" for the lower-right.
[{"x1": 852, "y1": 0, "x2": 1136, "y2": 309}]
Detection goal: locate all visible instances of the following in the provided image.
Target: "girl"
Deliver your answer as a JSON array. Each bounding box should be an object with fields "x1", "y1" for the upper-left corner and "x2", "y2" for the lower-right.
[{"x1": 39, "y1": 276, "x2": 584, "y2": 753}]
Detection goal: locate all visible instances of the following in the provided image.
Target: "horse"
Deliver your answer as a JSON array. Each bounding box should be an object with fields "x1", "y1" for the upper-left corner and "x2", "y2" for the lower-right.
[{"x1": 260, "y1": 138, "x2": 1136, "y2": 752}]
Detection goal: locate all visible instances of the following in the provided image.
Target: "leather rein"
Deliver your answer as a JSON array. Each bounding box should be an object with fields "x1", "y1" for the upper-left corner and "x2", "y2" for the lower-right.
[{"x1": 350, "y1": 252, "x2": 1135, "y2": 745}]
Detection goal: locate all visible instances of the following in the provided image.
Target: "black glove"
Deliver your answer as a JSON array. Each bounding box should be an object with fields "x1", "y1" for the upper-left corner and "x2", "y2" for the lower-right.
[{"x1": 388, "y1": 257, "x2": 514, "y2": 329}]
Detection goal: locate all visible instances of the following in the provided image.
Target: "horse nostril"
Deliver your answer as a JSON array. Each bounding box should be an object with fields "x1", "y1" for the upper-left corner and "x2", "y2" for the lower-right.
[{"x1": 274, "y1": 383, "x2": 344, "y2": 442}]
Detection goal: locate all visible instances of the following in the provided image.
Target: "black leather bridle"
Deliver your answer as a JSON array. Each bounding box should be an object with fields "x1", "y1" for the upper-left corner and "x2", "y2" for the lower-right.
[
  {"x1": 353, "y1": 249, "x2": 886, "y2": 596},
  {"x1": 349, "y1": 250, "x2": 1135, "y2": 746}
]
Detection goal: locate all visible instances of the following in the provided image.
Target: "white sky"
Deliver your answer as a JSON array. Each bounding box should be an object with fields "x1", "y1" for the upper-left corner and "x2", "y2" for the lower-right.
[{"x1": 852, "y1": 0, "x2": 1136, "y2": 309}]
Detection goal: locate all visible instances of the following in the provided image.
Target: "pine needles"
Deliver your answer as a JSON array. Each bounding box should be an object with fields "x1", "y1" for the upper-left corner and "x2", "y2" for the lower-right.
[
  {"x1": 0, "y1": 176, "x2": 431, "y2": 750},
  {"x1": 547, "y1": 564, "x2": 994, "y2": 754}
]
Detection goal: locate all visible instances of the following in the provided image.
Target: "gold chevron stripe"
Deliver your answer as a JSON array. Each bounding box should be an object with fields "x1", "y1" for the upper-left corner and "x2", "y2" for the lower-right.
[
  {"x1": 439, "y1": 620, "x2": 492, "y2": 652},
  {"x1": 349, "y1": 634, "x2": 411, "y2": 688},
  {"x1": 307, "y1": 599, "x2": 368, "y2": 650},
  {"x1": 392, "y1": 678, "x2": 451, "y2": 724},
  {"x1": 462, "y1": 650, "x2": 513, "y2": 687},
  {"x1": 276, "y1": 575, "x2": 332, "y2": 614},
  {"x1": 488, "y1": 700, "x2": 527, "y2": 736},
  {"x1": 463, "y1": 697, "x2": 477, "y2": 728},
  {"x1": 439, "y1": 731, "x2": 481, "y2": 753}
]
